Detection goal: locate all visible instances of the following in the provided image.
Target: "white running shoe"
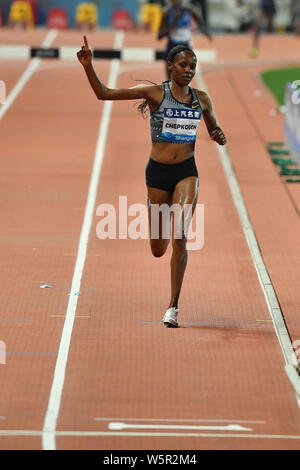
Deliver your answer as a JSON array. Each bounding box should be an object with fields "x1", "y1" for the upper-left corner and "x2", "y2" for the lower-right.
[{"x1": 162, "y1": 307, "x2": 179, "y2": 327}]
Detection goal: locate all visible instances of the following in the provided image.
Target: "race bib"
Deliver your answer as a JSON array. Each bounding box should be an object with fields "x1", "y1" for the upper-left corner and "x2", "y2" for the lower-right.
[{"x1": 161, "y1": 107, "x2": 201, "y2": 143}]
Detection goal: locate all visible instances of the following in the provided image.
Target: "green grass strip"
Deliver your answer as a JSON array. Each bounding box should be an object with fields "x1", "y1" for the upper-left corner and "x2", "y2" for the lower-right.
[{"x1": 261, "y1": 67, "x2": 300, "y2": 106}]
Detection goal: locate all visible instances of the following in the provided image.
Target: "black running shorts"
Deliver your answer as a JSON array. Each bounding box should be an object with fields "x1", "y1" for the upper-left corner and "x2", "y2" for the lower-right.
[{"x1": 145, "y1": 156, "x2": 198, "y2": 193}]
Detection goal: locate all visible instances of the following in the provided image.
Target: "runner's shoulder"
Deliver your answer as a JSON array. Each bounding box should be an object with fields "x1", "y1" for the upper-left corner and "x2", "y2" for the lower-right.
[{"x1": 195, "y1": 89, "x2": 212, "y2": 111}]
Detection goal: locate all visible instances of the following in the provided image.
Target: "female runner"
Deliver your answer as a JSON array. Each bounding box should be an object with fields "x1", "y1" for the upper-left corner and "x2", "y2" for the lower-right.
[{"x1": 77, "y1": 36, "x2": 226, "y2": 327}]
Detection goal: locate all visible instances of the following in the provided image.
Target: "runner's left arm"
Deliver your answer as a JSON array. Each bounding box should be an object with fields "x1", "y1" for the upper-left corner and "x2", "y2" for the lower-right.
[{"x1": 197, "y1": 91, "x2": 226, "y2": 145}]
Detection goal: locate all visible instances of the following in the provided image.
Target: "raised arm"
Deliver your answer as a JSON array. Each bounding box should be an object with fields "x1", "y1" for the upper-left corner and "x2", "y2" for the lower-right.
[
  {"x1": 77, "y1": 36, "x2": 159, "y2": 102},
  {"x1": 197, "y1": 90, "x2": 226, "y2": 145}
]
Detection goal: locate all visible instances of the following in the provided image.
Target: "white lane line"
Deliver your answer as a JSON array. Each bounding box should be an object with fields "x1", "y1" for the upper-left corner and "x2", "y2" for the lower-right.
[
  {"x1": 0, "y1": 29, "x2": 58, "y2": 120},
  {"x1": 1, "y1": 430, "x2": 300, "y2": 440},
  {"x1": 42, "y1": 30, "x2": 124, "y2": 451},
  {"x1": 195, "y1": 65, "x2": 300, "y2": 409},
  {"x1": 94, "y1": 417, "x2": 265, "y2": 424},
  {"x1": 108, "y1": 422, "x2": 252, "y2": 432}
]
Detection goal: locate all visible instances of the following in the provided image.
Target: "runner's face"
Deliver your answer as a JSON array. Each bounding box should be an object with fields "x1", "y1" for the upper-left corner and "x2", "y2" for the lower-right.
[{"x1": 169, "y1": 52, "x2": 197, "y2": 86}]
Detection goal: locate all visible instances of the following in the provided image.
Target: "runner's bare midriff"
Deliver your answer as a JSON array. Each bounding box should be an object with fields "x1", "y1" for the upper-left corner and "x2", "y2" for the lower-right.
[{"x1": 150, "y1": 141, "x2": 195, "y2": 164}]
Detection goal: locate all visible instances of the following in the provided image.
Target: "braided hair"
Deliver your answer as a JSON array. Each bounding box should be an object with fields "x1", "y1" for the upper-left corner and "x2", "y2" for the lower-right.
[{"x1": 138, "y1": 44, "x2": 196, "y2": 118}]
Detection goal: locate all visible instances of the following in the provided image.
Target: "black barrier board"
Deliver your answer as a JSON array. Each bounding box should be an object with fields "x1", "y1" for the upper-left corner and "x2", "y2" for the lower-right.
[
  {"x1": 93, "y1": 49, "x2": 121, "y2": 59},
  {"x1": 31, "y1": 48, "x2": 59, "y2": 58}
]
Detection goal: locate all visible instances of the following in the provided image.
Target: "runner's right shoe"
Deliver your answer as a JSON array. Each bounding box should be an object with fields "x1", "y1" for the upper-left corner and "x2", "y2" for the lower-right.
[{"x1": 162, "y1": 307, "x2": 179, "y2": 327}]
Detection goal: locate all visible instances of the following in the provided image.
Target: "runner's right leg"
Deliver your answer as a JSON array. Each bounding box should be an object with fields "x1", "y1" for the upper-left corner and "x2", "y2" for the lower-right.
[{"x1": 147, "y1": 186, "x2": 172, "y2": 258}]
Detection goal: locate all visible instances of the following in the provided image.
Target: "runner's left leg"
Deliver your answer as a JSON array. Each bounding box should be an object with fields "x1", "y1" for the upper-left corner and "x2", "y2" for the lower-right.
[{"x1": 168, "y1": 176, "x2": 198, "y2": 308}]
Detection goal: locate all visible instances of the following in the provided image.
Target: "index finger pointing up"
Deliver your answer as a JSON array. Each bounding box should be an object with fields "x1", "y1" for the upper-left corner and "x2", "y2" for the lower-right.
[{"x1": 83, "y1": 35, "x2": 89, "y2": 50}]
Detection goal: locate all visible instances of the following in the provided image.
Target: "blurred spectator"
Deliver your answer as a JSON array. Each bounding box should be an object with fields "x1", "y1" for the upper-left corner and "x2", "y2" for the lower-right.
[
  {"x1": 250, "y1": 0, "x2": 277, "y2": 58},
  {"x1": 291, "y1": 0, "x2": 300, "y2": 35},
  {"x1": 259, "y1": 0, "x2": 277, "y2": 32},
  {"x1": 224, "y1": 0, "x2": 254, "y2": 33}
]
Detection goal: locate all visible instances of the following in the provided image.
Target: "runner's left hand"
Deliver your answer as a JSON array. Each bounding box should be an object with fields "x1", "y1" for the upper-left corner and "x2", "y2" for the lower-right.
[{"x1": 210, "y1": 127, "x2": 226, "y2": 145}]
